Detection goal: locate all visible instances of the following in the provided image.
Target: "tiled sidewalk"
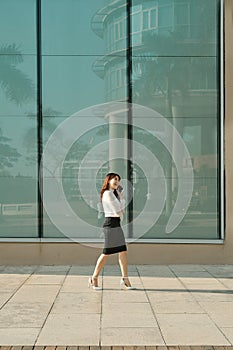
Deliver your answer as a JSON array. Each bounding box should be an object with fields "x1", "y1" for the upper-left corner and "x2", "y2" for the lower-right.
[{"x1": 0, "y1": 265, "x2": 233, "y2": 346}]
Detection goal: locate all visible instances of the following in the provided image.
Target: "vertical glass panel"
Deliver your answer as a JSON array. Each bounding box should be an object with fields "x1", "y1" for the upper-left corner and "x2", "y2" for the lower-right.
[
  {"x1": 0, "y1": 117, "x2": 38, "y2": 238},
  {"x1": 0, "y1": 0, "x2": 37, "y2": 238},
  {"x1": 131, "y1": 0, "x2": 221, "y2": 240},
  {"x1": 0, "y1": 0, "x2": 36, "y2": 54},
  {"x1": 42, "y1": 1, "x2": 127, "y2": 238}
]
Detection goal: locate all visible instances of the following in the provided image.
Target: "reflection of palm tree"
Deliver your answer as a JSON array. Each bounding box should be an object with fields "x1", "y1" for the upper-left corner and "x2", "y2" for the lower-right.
[
  {"x1": 133, "y1": 33, "x2": 186, "y2": 216},
  {"x1": 0, "y1": 44, "x2": 35, "y2": 174},
  {"x1": 133, "y1": 32, "x2": 192, "y2": 112},
  {"x1": 0, "y1": 128, "x2": 21, "y2": 174},
  {"x1": 23, "y1": 107, "x2": 61, "y2": 166},
  {"x1": 132, "y1": 27, "x2": 215, "y2": 217},
  {"x1": 0, "y1": 44, "x2": 34, "y2": 104}
]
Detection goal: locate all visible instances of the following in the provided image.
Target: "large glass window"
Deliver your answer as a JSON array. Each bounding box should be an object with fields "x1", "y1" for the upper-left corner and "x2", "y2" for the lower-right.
[{"x1": 0, "y1": 0, "x2": 223, "y2": 241}]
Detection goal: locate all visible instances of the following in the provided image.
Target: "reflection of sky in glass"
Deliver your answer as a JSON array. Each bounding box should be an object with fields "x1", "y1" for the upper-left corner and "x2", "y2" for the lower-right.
[
  {"x1": 42, "y1": 56, "x2": 105, "y2": 116},
  {"x1": 42, "y1": 0, "x2": 105, "y2": 114},
  {"x1": 0, "y1": 0, "x2": 36, "y2": 54},
  {"x1": 42, "y1": 0, "x2": 105, "y2": 55},
  {"x1": 0, "y1": 1, "x2": 106, "y2": 176}
]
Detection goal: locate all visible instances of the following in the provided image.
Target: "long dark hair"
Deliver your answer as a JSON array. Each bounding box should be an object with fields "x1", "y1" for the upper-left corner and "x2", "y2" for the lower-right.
[{"x1": 100, "y1": 172, "x2": 121, "y2": 201}]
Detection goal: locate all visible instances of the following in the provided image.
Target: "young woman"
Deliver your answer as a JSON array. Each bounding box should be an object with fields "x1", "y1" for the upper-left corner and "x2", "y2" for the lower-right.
[{"x1": 88, "y1": 172, "x2": 135, "y2": 290}]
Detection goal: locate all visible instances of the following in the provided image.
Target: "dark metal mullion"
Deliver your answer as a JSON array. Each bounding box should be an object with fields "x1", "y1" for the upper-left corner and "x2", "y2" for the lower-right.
[
  {"x1": 219, "y1": 0, "x2": 225, "y2": 239},
  {"x1": 36, "y1": 0, "x2": 43, "y2": 239},
  {"x1": 215, "y1": 0, "x2": 224, "y2": 240},
  {"x1": 127, "y1": 0, "x2": 133, "y2": 238}
]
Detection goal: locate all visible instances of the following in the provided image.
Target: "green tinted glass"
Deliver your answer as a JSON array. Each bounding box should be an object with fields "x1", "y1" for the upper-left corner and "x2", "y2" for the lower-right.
[
  {"x1": 0, "y1": 0, "x2": 38, "y2": 238},
  {"x1": 42, "y1": 1, "x2": 127, "y2": 238},
  {"x1": 132, "y1": 0, "x2": 220, "y2": 240},
  {"x1": 0, "y1": 117, "x2": 38, "y2": 238}
]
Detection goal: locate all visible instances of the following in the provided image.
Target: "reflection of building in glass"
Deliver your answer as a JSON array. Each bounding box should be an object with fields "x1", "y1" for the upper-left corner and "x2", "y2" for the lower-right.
[
  {"x1": 63, "y1": 158, "x2": 108, "y2": 202},
  {"x1": 92, "y1": 0, "x2": 219, "y2": 212}
]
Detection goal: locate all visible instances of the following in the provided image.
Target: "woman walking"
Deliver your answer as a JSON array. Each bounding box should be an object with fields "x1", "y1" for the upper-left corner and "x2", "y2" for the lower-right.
[{"x1": 88, "y1": 172, "x2": 135, "y2": 290}]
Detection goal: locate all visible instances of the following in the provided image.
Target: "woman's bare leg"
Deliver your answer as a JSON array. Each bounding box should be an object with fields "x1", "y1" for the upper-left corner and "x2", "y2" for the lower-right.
[
  {"x1": 92, "y1": 253, "x2": 109, "y2": 287},
  {"x1": 118, "y1": 251, "x2": 131, "y2": 287}
]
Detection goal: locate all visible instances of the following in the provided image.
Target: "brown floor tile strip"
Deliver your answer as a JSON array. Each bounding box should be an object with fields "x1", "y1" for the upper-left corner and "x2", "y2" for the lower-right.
[
  {"x1": 190, "y1": 348, "x2": 213, "y2": 350},
  {"x1": 1, "y1": 347, "x2": 233, "y2": 349}
]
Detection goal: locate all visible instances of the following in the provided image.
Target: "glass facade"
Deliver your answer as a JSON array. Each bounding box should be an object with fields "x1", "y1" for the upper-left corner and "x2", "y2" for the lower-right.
[{"x1": 0, "y1": 0, "x2": 223, "y2": 241}]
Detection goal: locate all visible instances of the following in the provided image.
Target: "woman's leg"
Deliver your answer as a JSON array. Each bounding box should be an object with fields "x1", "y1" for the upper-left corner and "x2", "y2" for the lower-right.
[
  {"x1": 92, "y1": 253, "x2": 109, "y2": 286},
  {"x1": 118, "y1": 251, "x2": 132, "y2": 287}
]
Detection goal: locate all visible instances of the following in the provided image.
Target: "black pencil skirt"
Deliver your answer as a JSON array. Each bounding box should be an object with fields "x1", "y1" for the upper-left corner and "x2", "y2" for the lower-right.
[{"x1": 103, "y1": 217, "x2": 127, "y2": 255}]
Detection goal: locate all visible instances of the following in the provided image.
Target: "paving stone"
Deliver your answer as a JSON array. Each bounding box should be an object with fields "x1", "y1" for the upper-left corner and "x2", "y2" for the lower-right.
[
  {"x1": 35, "y1": 313, "x2": 100, "y2": 345},
  {"x1": 140, "y1": 277, "x2": 186, "y2": 290},
  {"x1": 0, "y1": 328, "x2": 40, "y2": 346},
  {"x1": 0, "y1": 293, "x2": 12, "y2": 308},
  {"x1": 0, "y1": 302, "x2": 51, "y2": 327},
  {"x1": 10, "y1": 284, "x2": 60, "y2": 303},
  {"x1": 101, "y1": 327, "x2": 165, "y2": 346},
  {"x1": 51, "y1": 292, "x2": 101, "y2": 314},
  {"x1": 68, "y1": 266, "x2": 93, "y2": 275},
  {"x1": 3, "y1": 266, "x2": 37, "y2": 274},
  {"x1": 102, "y1": 290, "x2": 148, "y2": 303},
  {"x1": 102, "y1": 302, "x2": 157, "y2": 328},
  {"x1": 147, "y1": 291, "x2": 196, "y2": 302},
  {"x1": 199, "y1": 302, "x2": 233, "y2": 327},
  {"x1": 191, "y1": 290, "x2": 233, "y2": 302},
  {"x1": 156, "y1": 314, "x2": 230, "y2": 345},
  {"x1": 137, "y1": 266, "x2": 176, "y2": 278},
  {"x1": 169, "y1": 265, "x2": 206, "y2": 272},
  {"x1": 61, "y1": 275, "x2": 103, "y2": 292},
  {"x1": 25, "y1": 274, "x2": 66, "y2": 285},
  {"x1": 218, "y1": 279, "x2": 233, "y2": 290},
  {"x1": 151, "y1": 301, "x2": 205, "y2": 314},
  {"x1": 0, "y1": 275, "x2": 30, "y2": 293},
  {"x1": 175, "y1": 272, "x2": 214, "y2": 278},
  {"x1": 219, "y1": 328, "x2": 233, "y2": 343},
  {"x1": 35, "y1": 265, "x2": 70, "y2": 273}
]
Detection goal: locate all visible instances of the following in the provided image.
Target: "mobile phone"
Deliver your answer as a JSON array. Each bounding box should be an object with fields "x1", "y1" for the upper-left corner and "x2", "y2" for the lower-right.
[{"x1": 117, "y1": 185, "x2": 123, "y2": 193}]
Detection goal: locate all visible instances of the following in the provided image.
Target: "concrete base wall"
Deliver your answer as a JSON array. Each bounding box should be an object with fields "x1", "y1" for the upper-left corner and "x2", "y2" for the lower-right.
[
  {"x1": 0, "y1": 241, "x2": 231, "y2": 265},
  {"x1": 0, "y1": 0, "x2": 232, "y2": 266}
]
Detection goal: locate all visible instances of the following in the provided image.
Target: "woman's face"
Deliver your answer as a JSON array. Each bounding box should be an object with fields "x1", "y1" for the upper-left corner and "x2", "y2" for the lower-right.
[{"x1": 109, "y1": 176, "x2": 120, "y2": 190}]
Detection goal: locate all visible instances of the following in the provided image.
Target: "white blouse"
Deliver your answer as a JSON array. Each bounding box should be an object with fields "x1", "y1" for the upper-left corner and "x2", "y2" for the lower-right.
[{"x1": 102, "y1": 190, "x2": 123, "y2": 217}]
